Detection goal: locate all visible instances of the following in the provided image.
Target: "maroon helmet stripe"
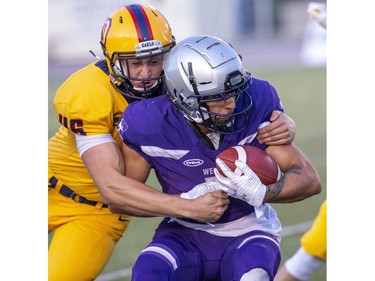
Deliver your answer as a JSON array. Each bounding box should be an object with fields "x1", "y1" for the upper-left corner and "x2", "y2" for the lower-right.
[{"x1": 126, "y1": 4, "x2": 154, "y2": 42}]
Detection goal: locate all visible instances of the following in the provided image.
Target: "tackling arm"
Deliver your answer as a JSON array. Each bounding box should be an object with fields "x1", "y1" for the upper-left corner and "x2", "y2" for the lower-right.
[{"x1": 81, "y1": 141, "x2": 228, "y2": 222}]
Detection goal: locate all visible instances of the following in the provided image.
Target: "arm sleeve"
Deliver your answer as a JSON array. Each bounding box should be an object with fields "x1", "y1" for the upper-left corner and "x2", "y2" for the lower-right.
[
  {"x1": 285, "y1": 247, "x2": 324, "y2": 281},
  {"x1": 76, "y1": 133, "x2": 116, "y2": 157}
]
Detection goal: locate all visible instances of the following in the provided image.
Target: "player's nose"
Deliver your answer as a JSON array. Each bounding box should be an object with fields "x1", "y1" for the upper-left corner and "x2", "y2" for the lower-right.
[
  {"x1": 223, "y1": 96, "x2": 236, "y2": 112},
  {"x1": 139, "y1": 65, "x2": 152, "y2": 78}
]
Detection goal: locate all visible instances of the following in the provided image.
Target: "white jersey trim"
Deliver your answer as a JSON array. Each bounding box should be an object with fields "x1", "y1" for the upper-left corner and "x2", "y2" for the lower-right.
[
  {"x1": 237, "y1": 234, "x2": 279, "y2": 249},
  {"x1": 76, "y1": 133, "x2": 116, "y2": 157},
  {"x1": 141, "y1": 246, "x2": 178, "y2": 270},
  {"x1": 169, "y1": 203, "x2": 281, "y2": 242}
]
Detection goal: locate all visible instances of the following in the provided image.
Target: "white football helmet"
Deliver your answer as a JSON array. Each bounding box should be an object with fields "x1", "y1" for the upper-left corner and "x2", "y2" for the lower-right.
[{"x1": 163, "y1": 35, "x2": 252, "y2": 134}]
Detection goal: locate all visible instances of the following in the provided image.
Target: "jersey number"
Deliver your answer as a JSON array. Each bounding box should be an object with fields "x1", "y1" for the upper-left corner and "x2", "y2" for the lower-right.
[{"x1": 59, "y1": 114, "x2": 87, "y2": 135}]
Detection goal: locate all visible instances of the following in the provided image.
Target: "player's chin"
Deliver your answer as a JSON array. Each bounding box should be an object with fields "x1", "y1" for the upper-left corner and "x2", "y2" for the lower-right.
[
  {"x1": 134, "y1": 84, "x2": 151, "y2": 89},
  {"x1": 216, "y1": 116, "x2": 231, "y2": 123}
]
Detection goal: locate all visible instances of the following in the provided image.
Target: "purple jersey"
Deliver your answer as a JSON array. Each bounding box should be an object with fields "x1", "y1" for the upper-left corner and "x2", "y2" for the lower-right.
[{"x1": 118, "y1": 77, "x2": 283, "y2": 224}]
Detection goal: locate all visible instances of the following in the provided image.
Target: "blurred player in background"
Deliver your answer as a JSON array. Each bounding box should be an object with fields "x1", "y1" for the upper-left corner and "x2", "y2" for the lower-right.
[
  {"x1": 115, "y1": 35, "x2": 321, "y2": 281},
  {"x1": 275, "y1": 201, "x2": 326, "y2": 281},
  {"x1": 307, "y1": 1, "x2": 326, "y2": 28},
  {"x1": 48, "y1": 4, "x2": 297, "y2": 281},
  {"x1": 275, "y1": 3, "x2": 327, "y2": 280}
]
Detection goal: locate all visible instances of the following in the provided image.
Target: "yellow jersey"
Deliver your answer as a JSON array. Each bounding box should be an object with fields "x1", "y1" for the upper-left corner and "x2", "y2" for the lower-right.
[{"x1": 48, "y1": 60, "x2": 128, "y2": 202}]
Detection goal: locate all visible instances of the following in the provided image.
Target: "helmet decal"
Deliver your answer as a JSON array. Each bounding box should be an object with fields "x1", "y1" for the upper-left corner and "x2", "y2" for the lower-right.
[
  {"x1": 126, "y1": 4, "x2": 154, "y2": 42},
  {"x1": 100, "y1": 18, "x2": 112, "y2": 48}
]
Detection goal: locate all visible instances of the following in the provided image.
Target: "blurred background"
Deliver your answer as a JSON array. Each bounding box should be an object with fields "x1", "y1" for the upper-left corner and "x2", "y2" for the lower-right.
[
  {"x1": 48, "y1": 0, "x2": 326, "y2": 74},
  {"x1": 48, "y1": 1, "x2": 326, "y2": 280}
]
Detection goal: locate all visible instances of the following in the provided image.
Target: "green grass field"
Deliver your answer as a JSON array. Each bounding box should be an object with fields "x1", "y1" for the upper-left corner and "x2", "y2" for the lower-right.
[{"x1": 49, "y1": 66, "x2": 326, "y2": 281}]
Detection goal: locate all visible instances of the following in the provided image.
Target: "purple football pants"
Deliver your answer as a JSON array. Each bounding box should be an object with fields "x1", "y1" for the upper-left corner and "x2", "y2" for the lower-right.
[{"x1": 132, "y1": 219, "x2": 280, "y2": 281}]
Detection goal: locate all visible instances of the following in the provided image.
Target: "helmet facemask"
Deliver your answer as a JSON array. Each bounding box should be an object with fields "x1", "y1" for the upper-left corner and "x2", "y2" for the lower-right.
[
  {"x1": 106, "y1": 40, "x2": 175, "y2": 100},
  {"x1": 181, "y1": 69, "x2": 253, "y2": 134}
]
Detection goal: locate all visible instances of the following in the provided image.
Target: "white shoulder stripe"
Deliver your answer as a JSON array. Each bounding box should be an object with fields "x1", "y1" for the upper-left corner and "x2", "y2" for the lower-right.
[{"x1": 141, "y1": 146, "x2": 189, "y2": 160}]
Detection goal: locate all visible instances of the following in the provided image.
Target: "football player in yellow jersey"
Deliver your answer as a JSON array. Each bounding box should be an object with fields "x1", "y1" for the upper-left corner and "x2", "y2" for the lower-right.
[
  {"x1": 274, "y1": 200, "x2": 326, "y2": 281},
  {"x1": 48, "y1": 4, "x2": 297, "y2": 281}
]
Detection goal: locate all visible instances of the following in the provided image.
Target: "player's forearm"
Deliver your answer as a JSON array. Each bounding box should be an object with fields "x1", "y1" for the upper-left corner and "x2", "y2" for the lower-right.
[
  {"x1": 109, "y1": 198, "x2": 202, "y2": 219},
  {"x1": 104, "y1": 176, "x2": 227, "y2": 223},
  {"x1": 107, "y1": 190, "x2": 185, "y2": 218},
  {"x1": 81, "y1": 142, "x2": 183, "y2": 216},
  {"x1": 109, "y1": 203, "x2": 166, "y2": 217},
  {"x1": 263, "y1": 144, "x2": 321, "y2": 203},
  {"x1": 264, "y1": 163, "x2": 321, "y2": 203},
  {"x1": 101, "y1": 173, "x2": 197, "y2": 218}
]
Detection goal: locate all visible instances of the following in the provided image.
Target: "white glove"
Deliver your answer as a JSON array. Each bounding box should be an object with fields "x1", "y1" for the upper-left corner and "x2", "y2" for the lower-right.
[
  {"x1": 180, "y1": 179, "x2": 224, "y2": 200},
  {"x1": 214, "y1": 158, "x2": 266, "y2": 208}
]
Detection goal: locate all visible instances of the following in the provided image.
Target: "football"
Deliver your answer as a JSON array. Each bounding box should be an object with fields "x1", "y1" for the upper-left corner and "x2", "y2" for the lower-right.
[{"x1": 216, "y1": 145, "x2": 280, "y2": 185}]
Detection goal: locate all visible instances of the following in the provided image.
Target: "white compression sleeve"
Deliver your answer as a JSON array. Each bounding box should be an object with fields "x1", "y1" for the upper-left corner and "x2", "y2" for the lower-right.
[
  {"x1": 284, "y1": 247, "x2": 324, "y2": 281},
  {"x1": 75, "y1": 133, "x2": 116, "y2": 157}
]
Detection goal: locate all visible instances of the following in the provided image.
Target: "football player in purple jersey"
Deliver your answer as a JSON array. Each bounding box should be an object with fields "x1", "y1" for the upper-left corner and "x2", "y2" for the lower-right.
[{"x1": 115, "y1": 35, "x2": 321, "y2": 281}]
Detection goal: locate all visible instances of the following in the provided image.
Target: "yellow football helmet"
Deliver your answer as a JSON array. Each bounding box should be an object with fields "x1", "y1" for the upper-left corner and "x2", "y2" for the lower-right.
[{"x1": 100, "y1": 4, "x2": 176, "y2": 99}]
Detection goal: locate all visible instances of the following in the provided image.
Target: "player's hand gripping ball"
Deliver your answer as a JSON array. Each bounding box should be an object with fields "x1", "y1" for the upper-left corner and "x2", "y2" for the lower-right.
[
  {"x1": 216, "y1": 145, "x2": 280, "y2": 185},
  {"x1": 214, "y1": 145, "x2": 281, "y2": 207}
]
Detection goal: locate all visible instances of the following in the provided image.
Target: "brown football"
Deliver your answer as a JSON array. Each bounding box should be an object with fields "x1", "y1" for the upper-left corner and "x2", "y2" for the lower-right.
[{"x1": 216, "y1": 145, "x2": 280, "y2": 185}]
